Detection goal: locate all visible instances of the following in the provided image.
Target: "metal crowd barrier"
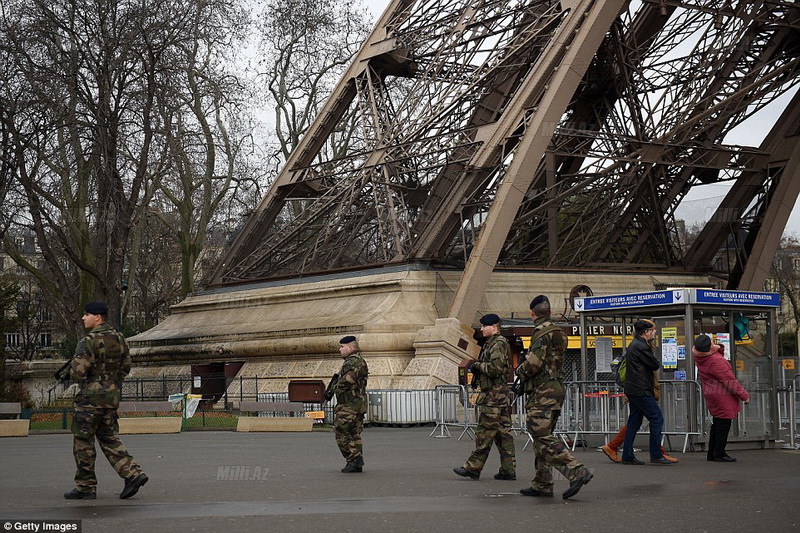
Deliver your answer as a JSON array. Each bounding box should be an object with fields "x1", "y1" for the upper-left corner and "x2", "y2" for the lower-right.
[
  {"x1": 776, "y1": 375, "x2": 799, "y2": 450},
  {"x1": 256, "y1": 392, "x2": 335, "y2": 424},
  {"x1": 519, "y1": 391, "x2": 573, "y2": 451},
  {"x1": 368, "y1": 389, "x2": 436, "y2": 426},
  {"x1": 429, "y1": 385, "x2": 476, "y2": 440},
  {"x1": 429, "y1": 379, "x2": 703, "y2": 453}
]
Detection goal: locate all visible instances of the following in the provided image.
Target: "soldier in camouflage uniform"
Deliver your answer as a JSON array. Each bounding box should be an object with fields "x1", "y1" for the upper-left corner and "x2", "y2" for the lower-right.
[
  {"x1": 63, "y1": 301, "x2": 148, "y2": 500},
  {"x1": 453, "y1": 313, "x2": 516, "y2": 481},
  {"x1": 331, "y1": 335, "x2": 369, "y2": 473},
  {"x1": 515, "y1": 295, "x2": 592, "y2": 500}
]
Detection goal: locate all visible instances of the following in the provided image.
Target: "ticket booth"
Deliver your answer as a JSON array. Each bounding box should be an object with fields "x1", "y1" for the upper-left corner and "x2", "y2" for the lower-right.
[{"x1": 574, "y1": 288, "x2": 781, "y2": 450}]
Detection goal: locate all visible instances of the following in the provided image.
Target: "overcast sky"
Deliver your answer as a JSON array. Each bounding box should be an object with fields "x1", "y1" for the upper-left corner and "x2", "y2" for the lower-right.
[{"x1": 361, "y1": 0, "x2": 799, "y2": 237}]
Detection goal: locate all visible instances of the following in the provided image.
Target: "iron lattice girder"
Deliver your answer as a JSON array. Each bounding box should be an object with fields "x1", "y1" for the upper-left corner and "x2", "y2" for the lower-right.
[
  {"x1": 499, "y1": 0, "x2": 800, "y2": 269},
  {"x1": 208, "y1": 0, "x2": 800, "y2": 290}
]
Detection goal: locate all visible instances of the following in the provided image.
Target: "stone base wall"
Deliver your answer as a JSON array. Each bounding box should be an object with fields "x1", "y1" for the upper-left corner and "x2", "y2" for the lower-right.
[{"x1": 126, "y1": 266, "x2": 718, "y2": 393}]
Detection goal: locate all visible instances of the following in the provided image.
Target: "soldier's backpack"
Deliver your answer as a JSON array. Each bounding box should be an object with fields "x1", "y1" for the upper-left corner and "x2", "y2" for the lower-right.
[{"x1": 611, "y1": 354, "x2": 627, "y2": 387}]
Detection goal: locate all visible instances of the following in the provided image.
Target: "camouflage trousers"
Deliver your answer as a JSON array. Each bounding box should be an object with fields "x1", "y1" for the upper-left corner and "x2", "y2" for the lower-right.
[
  {"x1": 526, "y1": 406, "x2": 585, "y2": 492},
  {"x1": 464, "y1": 404, "x2": 516, "y2": 475},
  {"x1": 335, "y1": 407, "x2": 365, "y2": 462},
  {"x1": 72, "y1": 407, "x2": 142, "y2": 491}
]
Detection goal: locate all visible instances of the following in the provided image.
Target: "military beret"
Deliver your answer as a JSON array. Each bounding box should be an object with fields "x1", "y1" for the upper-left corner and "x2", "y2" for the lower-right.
[
  {"x1": 479, "y1": 313, "x2": 501, "y2": 326},
  {"x1": 694, "y1": 334, "x2": 712, "y2": 352},
  {"x1": 339, "y1": 335, "x2": 357, "y2": 344},
  {"x1": 529, "y1": 295, "x2": 549, "y2": 309},
  {"x1": 634, "y1": 319, "x2": 655, "y2": 333},
  {"x1": 84, "y1": 301, "x2": 109, "y2": 315}
]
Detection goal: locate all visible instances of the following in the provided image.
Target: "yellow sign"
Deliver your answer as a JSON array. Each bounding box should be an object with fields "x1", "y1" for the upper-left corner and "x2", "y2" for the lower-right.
[
  {"x1": 782, "y1": 359, "x2": 796, "y2": 370},
  {"x1": 736, "y1": 360, "x2": 745, "y2": 371},
  {"x1": 567, "y1": 336, "x2": 626, "y2": 350},
  {"x1": 524, "y1": 335, "x2": 627, "y2": 350},
  {"x1": 304, "y1": 411, "x2": 325, "y2": 419}
]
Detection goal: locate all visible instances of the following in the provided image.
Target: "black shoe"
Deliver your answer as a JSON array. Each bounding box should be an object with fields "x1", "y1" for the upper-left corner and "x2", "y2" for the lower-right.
[
  {"x1": 650, "y1": 457, "x2": 676, "y2": 465},
  {"x1": 621, "y1": 458, "x2": 645, "y2": 465},
  {"x1": 341, "y1": 461, "x2": 363, "y2": 473},
  {"x1": 494, "y1": 471, "x2": 516, "y2": 480},
  {"x1": 453, "y1": 466, "x2": 480, "y2": 480},
  {"x1": 64, "y1": 488, "x2": 96, "y2": 500},
  {"x1": 713, "y1": 456, "x2": 736, "y2": 462},
  {"x1": 120, "y1": 473, "x2": 148, "y2": 499},
  {"x1": 562, "y1": 468, "x2": 593, "y2": 500},
  {"x1": 520, "y1": 487, "x2": 553, "y2": 497}
]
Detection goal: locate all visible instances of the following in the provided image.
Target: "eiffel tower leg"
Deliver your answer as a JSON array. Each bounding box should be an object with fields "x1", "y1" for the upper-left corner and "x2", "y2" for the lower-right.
[{"x1": 448, "y1": 0, "x2": 627, "y2": 324}]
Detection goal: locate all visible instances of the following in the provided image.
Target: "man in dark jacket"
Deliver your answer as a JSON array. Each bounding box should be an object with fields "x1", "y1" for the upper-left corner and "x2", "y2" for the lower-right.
[{"x1": 621, "y1": 319, "x2": 674, "y2": 465}]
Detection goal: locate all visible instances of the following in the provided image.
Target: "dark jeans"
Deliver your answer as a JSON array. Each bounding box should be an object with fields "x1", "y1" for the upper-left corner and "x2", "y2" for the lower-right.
[
  {"x1": 707, "y1": 417, "x2": 733, "y2": 460},
  {"x1": 622, "y1": 393, "x2": 664, "y2": 461}
]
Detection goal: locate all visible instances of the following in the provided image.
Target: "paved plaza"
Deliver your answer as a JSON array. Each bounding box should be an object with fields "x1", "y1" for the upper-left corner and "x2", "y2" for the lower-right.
[{"x1": 1, "y1": 427, "x2": 799, "y2": 532}]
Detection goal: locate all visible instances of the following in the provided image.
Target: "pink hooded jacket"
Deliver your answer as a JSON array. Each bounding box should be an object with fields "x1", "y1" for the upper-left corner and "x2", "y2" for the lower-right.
[{"x1": 693, "y1": 344, "x2": 750, "y2": 419}]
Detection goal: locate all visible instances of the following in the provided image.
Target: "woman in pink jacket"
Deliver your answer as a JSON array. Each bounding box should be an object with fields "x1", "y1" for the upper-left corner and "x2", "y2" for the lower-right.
[{"x1": 693, "y1": 334, "x2": 750, "y2": 462}]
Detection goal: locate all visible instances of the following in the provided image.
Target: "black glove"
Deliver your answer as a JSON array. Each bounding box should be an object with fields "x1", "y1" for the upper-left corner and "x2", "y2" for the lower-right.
[
  {"x1": 469, "y1": 361, "x2": 480, "y2": 374},
  {"x1": 510, "y1": 376, "x2": 524, "y2": 396},
  {"x1": 53, "y1": 361, "x2": 71, "y2": 383}
]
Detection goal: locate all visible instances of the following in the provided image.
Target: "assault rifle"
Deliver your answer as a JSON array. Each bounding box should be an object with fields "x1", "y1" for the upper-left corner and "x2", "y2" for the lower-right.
[
  {"x1": 53, "y1": 360, "x2": 71, "y2": 383},
  {"x1": 323, "y1": 373, "x2": 339, "y2": 402},
  {"x1": 48, "y1": 359, "x2": 72, "y2": 394}
]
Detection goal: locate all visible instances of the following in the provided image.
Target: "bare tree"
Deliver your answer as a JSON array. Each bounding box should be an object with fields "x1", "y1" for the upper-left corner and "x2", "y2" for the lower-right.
[
  {"x1": 0, "y1": 0, "x2": 264, "y2": 334},
  {"x1": 0, "y1": 0, "x2": 377, "y2": 341},
  {"x1": 145, "y1": 0, "x2": 264, "y2": 298},
  {"x1": 258, "y1": 0, "x2": 371, "y2": 162},
  {"x1": 0, "y1": 0, "x2": 190, "y2": 336},
  {"x1": 0, "y1": 272, "x2": 18, "y2": 399},
  {"x1": 771, "y1": 235, "x2": 800, "y2": 357},
  {"x1": 127, "y1": 210, "x2": 181, "y2": 333}
]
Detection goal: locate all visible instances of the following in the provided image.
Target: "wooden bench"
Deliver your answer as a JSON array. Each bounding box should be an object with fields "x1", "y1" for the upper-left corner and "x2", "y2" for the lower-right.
[
  {"x1": 0, "y1": 403, "x2": 29, "y2": 437},
  {"x1": 236, "y1": 401, "x2": 313, "y2": 432},
  {"x1": 117, "y1": 401, "x2": 182, "y2": 434}
]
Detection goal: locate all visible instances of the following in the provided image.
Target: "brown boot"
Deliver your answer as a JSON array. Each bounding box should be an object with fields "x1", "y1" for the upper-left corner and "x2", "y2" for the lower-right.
[
  {"x1": 601, "y1": 444, "x2": 621, "y2": 463},
  {"x1": 661, "y1": 451, "x2": 679, "y2": 463}
]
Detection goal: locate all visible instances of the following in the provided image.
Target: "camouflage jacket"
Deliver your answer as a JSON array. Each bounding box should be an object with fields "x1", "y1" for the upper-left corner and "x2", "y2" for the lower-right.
[
  {"x1": 472, "y1": 333, "x2": 512, "y2": 407},
  {"x1": 334, "y1": 352, "x2": 369, "y2": 414},
  {"x1": 70, "y1": 323, "x2": 130, "y2": 409},
  {"x1": 515, "y1": 316, "x2": 566, "y2": 407}
]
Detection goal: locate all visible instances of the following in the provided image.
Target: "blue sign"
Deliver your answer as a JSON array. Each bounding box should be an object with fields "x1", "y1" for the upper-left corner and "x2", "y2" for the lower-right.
[
  {"x1": 691, "y1": 289, "x2": 780, "y2": 307},
  {"x1": 575, "y1": 290, "x2": 685, "y2": 312}
]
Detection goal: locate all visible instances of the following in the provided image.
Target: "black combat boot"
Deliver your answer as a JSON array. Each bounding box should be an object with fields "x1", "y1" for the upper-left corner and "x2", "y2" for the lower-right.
[
  {"x1": 562, "y1": 468, "x2": 593, "y2": 500},
  {"x1": 519, "y1": 487, "x2": 553, "y2": 497},
  {"x1": 341, "y1": 460, "x2": 363, "y2": 473},
  {"x1": 64, "y1": 488, "x2": 96, "y2": 500},
  {"x1": 452, "y1": 466, "x2": 480, "y2": 480},
  {"x1": 120, "y1": 473, "x2": 149, "y2": 499}
]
